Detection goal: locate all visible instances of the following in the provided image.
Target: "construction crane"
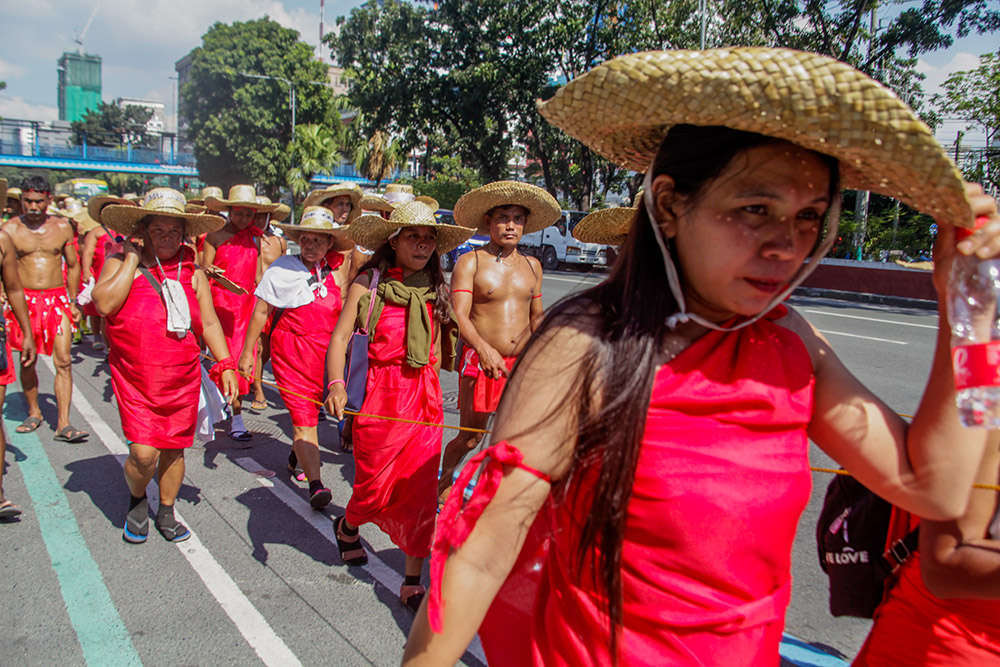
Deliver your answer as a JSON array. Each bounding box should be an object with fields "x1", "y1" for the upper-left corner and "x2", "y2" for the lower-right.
[{"x1": 74, "y1": 3, "x2": 101, "y2": 53}]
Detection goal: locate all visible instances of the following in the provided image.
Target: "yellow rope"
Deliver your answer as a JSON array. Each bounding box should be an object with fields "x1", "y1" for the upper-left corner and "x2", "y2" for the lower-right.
[{"x1": 205, "y1": 357, "x2": 998, "y2": 490}]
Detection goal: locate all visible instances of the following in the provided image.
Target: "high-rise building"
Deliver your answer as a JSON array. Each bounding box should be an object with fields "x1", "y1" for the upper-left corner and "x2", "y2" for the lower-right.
[{"x1": 57, "y1": 52, "x2": 102, "y2": 122}]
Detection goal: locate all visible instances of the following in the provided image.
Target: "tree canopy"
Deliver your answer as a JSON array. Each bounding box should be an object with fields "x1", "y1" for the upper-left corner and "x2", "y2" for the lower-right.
[
  {"x1": 70, "y1": 102, "x2": 155, "y2": 148},
  {"x1": 182, "y1": 17, "x2": 335, "y2": 192}
]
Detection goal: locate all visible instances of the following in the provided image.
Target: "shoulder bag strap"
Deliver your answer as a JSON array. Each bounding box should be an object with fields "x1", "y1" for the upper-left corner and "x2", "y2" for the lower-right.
[
  {"x1": 138, "y1": 266, "x2": 163, "y2": 299},
  {"x1": 361, "y1": 268, "x2": 380, "y2": 333}
]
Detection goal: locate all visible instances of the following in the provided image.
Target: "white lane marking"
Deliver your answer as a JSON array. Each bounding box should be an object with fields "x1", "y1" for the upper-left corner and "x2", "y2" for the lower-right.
[
  {"x1": 233, "y1": 456, "x2": 489, "y2": 665},
  {"x1": 541, "y1": 274, "x2": 603, "y2": 285},
  {"x1": 816, "y1": 329, "x2": 907, "y2": 345},
  {"x1": 803, "y1": 309, "x2": 938, "y2": 329},
  {"x1": 48, "y1": 358, "x2": 303, "y2": 667}
]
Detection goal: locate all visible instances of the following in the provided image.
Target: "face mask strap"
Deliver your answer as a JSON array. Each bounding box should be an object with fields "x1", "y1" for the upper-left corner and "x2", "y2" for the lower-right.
[{"x1": 644, "y1": 164, "x2": 840, "y2": 333}]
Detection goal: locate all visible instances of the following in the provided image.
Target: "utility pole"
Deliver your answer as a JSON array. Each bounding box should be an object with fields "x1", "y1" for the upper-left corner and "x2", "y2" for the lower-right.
[
  {"x1": 853, "y1": 2, "x2": 878, "y2": 260},
  {"x1": 699, "y1": 0, "x2": 708, "y2": 49}
]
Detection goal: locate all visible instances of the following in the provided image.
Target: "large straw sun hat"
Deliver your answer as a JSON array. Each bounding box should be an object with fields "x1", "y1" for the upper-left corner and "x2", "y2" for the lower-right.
[
  {"x1": 58, "y1": 198, "x2": 101, "y2": 233},
  {"x1": 87, "y1": 194, "x2": 138, "y2": 226},
  {"x1": 572, "y1": 191, "x2": 643, "y2": 246},
  {"x1": 453, "y1": 181, "x2": 562, "y2": 235},
  {"x1": 256, "y1": 196, "x2": 291, "y2": 222},
  {"x1": 205, "y1": 185, "x2": 278, "y2": 213},
  {"x1": 6, "y1": 186, "x2": 20, "y2": 203},
  {"x1": 360, "y1": 183, "x2": 439, "y2": 214},
  {"x1": 350, "y1": 201, "x2": 475, "y2": 255},
  {"x1": 101, "y1": 188, "x2": 226, "y2": 237},
  {"x1": 303, "y1": 182, "x2": 363, "y2": 220},
  {"x1": 188, "y1": 186, "x2": 223, "y2": 206},
  {"x1": 273, "y1": 206, "x2": 350, "y2": 242},
  {"x1": 538, "y1": 47, "x2": 971, "y2": 227}
]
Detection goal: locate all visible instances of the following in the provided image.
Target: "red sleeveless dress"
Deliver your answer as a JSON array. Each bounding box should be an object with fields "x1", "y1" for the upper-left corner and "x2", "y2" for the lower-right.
[
  {"x1": 269, "y1": 263, "x2": 343, "y2": 428},
  {"x1": 210, "y1": 227, "x2": 260, "y2": 395},
  {"x1": 105, "y1": 248, "x2": 204, "y2": 449},
  {"x1": 347, "y1": 300, "x2": 442, "y2": 559},
  {"x1": 432, "y1": 306, "x2": 815, "y2": 665}
]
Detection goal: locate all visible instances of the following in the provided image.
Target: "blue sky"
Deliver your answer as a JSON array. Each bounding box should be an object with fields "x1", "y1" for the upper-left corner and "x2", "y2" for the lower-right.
[{"x1": 0, "y1": 0, "x2": 994, "y2": 147}]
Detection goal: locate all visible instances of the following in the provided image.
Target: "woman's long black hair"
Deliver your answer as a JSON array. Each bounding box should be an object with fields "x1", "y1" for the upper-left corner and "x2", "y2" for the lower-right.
[
  {"x1": 357, "y1": 229, "x2": 453, "y2": 324},
  {"x1": 507, "y1": 125, "x2": 840, "y2": 659}
]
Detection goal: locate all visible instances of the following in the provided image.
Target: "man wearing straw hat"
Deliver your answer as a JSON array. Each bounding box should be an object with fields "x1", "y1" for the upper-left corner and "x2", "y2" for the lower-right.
[
  {"x1": 0, "y1": 177, "x2": 36, "y2": 520},
  {"x1": 2, "y1": 174, "x2": 87, "y2": 442},
  {"x1": 4, "y1": 185, "x2": 22, "y2": 221},
  {"x1": 202, "y1": 184, "x2": 278, "y2": 441},
  {"x1": 439, "y1": 181, "x2": 560, "y2": 485}
]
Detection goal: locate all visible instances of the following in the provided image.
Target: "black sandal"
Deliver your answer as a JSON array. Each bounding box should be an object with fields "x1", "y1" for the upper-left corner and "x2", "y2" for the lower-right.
[{"x1": 334, "y1": 516, "x2": 368, "y2": 566}]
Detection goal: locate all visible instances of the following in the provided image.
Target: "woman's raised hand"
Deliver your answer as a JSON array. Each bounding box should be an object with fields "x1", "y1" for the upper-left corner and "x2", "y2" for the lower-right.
[{"x1": 933, "y1": 183, "x2": 1000, "y2": 294}]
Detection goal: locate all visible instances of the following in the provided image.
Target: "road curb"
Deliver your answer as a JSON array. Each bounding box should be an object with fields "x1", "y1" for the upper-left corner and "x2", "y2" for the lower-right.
[{"x1": 793, "y1": 287, "x2": 937, "y2": 311}]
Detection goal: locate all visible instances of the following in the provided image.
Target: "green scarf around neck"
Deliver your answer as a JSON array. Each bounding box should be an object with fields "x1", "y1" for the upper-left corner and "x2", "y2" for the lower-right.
[{"x1": 356, "y1": 261, "x2": 458, "y2": 370}]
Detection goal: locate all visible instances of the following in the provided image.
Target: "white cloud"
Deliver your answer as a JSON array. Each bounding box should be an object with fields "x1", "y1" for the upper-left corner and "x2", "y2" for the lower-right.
[
  {"x1": 0, "y1": 96, "x2": 59, "y2": 122},
  {"x1": 916, "y1": 51, "x2": 982, "y2": 97},
  {"x1": 0, "y1": 58, "x2": 28, "y2": 80}
]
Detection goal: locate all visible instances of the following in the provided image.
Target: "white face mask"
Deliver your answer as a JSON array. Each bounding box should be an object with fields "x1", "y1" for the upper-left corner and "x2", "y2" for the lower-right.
[
  {"x1": 156, "y1": 254, "x2": 191, "y2": 335},
  {"x1": 641, "y1": 164, "x2": 840, "y2": 333}
]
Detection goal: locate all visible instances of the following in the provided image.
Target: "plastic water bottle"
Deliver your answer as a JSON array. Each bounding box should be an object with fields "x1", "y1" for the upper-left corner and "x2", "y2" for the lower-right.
[{"x1": 950, "y1": 217, "x2": 1000, "y2": 427}]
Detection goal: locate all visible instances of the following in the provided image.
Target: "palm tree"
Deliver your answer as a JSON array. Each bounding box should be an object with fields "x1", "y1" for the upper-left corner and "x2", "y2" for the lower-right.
[
  {"x1": 354, "y1": 129, "x2": 403, "y2": 189},
  {"x1": 286, "y1": 124, "x2": 341, "y2": 202}
]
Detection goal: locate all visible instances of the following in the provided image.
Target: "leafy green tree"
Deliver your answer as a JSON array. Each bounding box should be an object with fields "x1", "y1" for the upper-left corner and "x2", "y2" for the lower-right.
[
  {"x1": 401, "y1": 154, "x2": 483, "y2": 209},
  {"x1": 934, "y1": 50, "x2": 1000, "y2": 191},
  {"x1": 353, "y1": 129, "x2": 404, "y2": 189},
  {"x1": 101, "y1": 172, "x2": 146, "y2": 196},
  {"x1": 182, "y1": 17, "x2": 334, "y2": 192},
  {"x1": 287, "y1": 124, "x2": 342, "y2": 201},
  {"x1": 71, "y1": 102, "x2": 155, "y2": 148}
]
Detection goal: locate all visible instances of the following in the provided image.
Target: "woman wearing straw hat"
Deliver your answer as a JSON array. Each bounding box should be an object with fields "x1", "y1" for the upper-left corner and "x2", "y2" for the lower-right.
[
  {"x1": 304, "y1": 182, "x2": 368, "y2": 285},
  {"x1": 406, "y1": 49, "x2": 1000, "y2": 666},
  {"x1": 93, "y1": 188, "x2": 238, "y2": 543},
  {"x1": 238, "y1": 206, "x2": 349, "y2": 509},
  {"x1": 0, "y1": 178, "x2": 36, "y2": 521},
  {"x1": 79, "y1": 195, "x2": 138, "y2": 352},
  {"x1": 325, "y1": 201, "x2": 471, "y2": 610},
  {"x1": 247, "y1": 195, "x2": 290, "y2": 411},
  {"x1": 203, "y1": 185, "x2": 279, "y2": 441}
]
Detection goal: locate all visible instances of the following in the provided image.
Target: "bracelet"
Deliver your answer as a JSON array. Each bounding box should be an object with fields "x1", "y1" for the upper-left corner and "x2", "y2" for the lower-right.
[
  {"x1": 208, "y1": 357, "x2": 238, "y2": 390},
  {"x1": 327, "y1": 379, "x2": 345, "y2": 390}
]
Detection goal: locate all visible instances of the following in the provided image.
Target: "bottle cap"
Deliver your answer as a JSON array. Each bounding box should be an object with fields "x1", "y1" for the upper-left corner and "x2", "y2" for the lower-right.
[{"x1": 956, "y1": 216, "x2": 989, "y2": 241}]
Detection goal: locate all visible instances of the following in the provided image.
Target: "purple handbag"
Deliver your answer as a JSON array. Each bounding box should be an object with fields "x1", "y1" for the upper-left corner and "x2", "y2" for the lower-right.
[{"x1": 344, "y1": 268, "x2": 379, "y2": 413}]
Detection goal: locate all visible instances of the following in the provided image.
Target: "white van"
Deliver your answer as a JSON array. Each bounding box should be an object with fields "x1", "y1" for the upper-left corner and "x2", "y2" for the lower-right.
[{"x1": 519, "y1": 211, "x2": 608, "y2": 270}]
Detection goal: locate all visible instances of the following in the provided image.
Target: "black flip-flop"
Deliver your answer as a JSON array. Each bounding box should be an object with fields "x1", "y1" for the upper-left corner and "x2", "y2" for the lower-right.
[
  {"x1": 15, "y1": 416, "x2": 42, "y2": 434},
  {"x1": 53, "y1": 426, "x2": 89, "y2": 443},
  {"x1": 0, "y1": 500, "x2": 22, "y2": 521},
  {"x1": 229, "y1": 429, "x2": 252, "y2": 442}
]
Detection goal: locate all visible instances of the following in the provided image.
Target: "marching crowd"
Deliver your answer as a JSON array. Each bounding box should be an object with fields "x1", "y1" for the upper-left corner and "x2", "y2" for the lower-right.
[{"x1": 1, "y1": 47, "x2": 999, "y2": 665}]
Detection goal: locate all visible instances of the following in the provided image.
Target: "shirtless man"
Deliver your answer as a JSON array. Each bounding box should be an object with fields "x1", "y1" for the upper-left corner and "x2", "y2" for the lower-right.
[
  {"x1": 441, "y1": 181, "x2": 562, "y2": 488},
  {"x1": 203, "y1": 185, "x2": 274, "y2": 440},
  {"x1": 249, "y1": 199, "x2": 288, "y2": 410},
  {"x1": 1, "y1": 174, "x2": 87, "y2": 442}
]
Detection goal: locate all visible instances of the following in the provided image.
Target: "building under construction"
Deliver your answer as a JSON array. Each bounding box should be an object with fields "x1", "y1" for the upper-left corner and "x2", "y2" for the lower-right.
[{"x1": 57, "y1": 52, "x2": 102, "y2": 123}]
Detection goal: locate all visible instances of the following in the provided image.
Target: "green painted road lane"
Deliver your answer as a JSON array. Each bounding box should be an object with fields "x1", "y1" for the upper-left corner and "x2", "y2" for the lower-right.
[{"x1": 5, "y1": 392, "x2": 141, "y2": 667}]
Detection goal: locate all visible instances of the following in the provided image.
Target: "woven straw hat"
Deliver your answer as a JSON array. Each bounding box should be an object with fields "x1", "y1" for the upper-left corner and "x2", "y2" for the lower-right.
[
  {"x1": 205, "y1": 185, "x2": 277, "y2": 213},
  {"x1": 273, "y1": 206, "x2": 351, "y2": 242},
  {"x1": 350, "y1": 201, "x2": 474, "y2": 254},
  {"x1": 302, "y1": 183, "x2": 363, "y2": 221},
  {"x1": 361, "y1": 184, "x2": 439, "y2": 214},
  {"x1": 188, "y1": 186, "x2": 222, "y2": 206},
  {"x1": 538, "y1": 48, "x2": 971, "y2": 227},
  {"x1": 6, "y1": 186, "x2": 20, "y2": 203},
  {"x1": 573, "y1": 191, "x2": 643, "y2": 245},
  {"x1": 58, "y1": 198, "x2": 101, "y2": 233},
  {"x1": 87, "y1": 195, "x2": 137, "y2": 226},
  {"x1": 102, "y1": 188, "x2": 226, "y2": 237},
  {"x1": 256, "y1": 196, "x2": 291, "y2": 222},
  {"x1": 454, "y1": 181, "x2": 562, "y2": 235}
]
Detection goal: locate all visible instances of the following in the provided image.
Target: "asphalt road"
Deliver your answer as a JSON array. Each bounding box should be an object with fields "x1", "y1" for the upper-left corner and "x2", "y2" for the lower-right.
[{"x1": 0, "y1": 267, "x2": 942, "y2": 666}]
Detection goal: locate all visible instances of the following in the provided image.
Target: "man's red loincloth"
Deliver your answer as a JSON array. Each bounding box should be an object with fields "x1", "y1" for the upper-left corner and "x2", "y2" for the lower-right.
[
  {"x1": 460, "y1": 347, "x2": 516, "y2": 413},
  {"x1": 5, "y1": 286, "x2": 75, "y2": 357}
]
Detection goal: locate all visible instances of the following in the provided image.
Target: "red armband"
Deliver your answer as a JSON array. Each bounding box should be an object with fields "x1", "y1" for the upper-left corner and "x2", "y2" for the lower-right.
[
  {"x1": 452, "y1": 289, "x2": 473, "y2": 294},
  {"x1": 209, "y1": 357, "x2": 237, "y2": 390},
  {"x1": 531, "y1": 293, "x2": 542, "y2": 299}
]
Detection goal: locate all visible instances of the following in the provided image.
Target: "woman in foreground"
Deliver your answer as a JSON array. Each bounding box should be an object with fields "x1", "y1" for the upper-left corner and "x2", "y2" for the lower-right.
[{"x1": 404, "y1": 48, "x2": 999, "y2": 666}]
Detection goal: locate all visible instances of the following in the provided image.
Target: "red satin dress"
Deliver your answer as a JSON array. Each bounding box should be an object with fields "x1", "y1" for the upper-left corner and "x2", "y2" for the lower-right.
[
  {"x1": 269, "y1": 258, "x2": 343, "y2": 428},
  {"x1": 346, "y1": 300, "x2": 442, "y2": 559},
  {"x1": 210, "y1": 227, "x2": 259, "y2": 395},
  {"x1": 106, "y1": 248, "x2": 203, "y2": 449},
  {"x1": 82, "y1": 230, "x2": 114, "y2": 318},
  {"x1": 854, "y1": 552, "x2": 1000, "y2": 666},
  {"x1": 432, "y1": 305, "x2": 815, "y2": 665}
]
